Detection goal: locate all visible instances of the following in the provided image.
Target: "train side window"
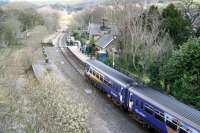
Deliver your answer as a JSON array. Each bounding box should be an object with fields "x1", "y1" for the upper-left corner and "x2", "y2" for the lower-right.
[
  {"x1": 93, "y1": 71, "x2": 95, "y2": 76},
  {"x1": 166, "y1": 120, "x2": 177, "y2": 131},
  {"x1": 155, "y1": 112, "x2": 164, "y2": 122},
  {"x1": 179, "y1": 128, "x2": 189, "y2": 133},
  {"x1": 179, "y1": 128, "x2": 192, "y2": 133},
  {"x1": 144, "y1": 105, "x2": 154, "y2": 115},
  {"x1": 108, "y1": 81, "x2": 112, "y2": 87},
  {"x1": 104, "y1": 80, "x2": 112, "y2": 87},
  {"x1": 96, "y1": 73, "x2": 100, "y2": 79},
  {"x1": 89, "y1": 69, "x2": 92, "y2": 74},
  {"x1": 140, "y1": 102, "x2": 144, "y2": 109},
  {"x1": 100, "y1": 75, "x2": 103, "y2": 81},
  {"x1": 94, "y1": 71, "x2": 98, "y2": 77},
  {"x1": 172, "y1": 120, "x2": 178, "y2": 125},
  {"x1": 136, "y1": 100, "x2": 139, "y2": 106},
  {"x1": 104, "y1": 80, "x2": 108, "y2": 85}
]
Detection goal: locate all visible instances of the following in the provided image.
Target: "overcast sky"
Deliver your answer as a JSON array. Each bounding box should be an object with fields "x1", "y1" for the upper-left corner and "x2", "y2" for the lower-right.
[{"x1": 9, "y1": 0, "x2": 90, "y2": 4}]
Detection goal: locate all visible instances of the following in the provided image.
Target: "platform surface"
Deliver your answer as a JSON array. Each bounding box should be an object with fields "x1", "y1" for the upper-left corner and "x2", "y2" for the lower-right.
[{"x1": 68, "y1": 46, "x2": 89, "y2": 63}]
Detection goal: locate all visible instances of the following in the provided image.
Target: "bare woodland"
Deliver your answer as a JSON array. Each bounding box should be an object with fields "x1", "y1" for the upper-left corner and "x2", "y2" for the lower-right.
[{"x1": 105, "y1": 0, "x2": 173, "y2": 76}]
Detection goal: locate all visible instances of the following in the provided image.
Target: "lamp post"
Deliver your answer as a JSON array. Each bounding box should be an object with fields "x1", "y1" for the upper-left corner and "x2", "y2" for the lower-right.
[
  {"x1": 112, "y1": 36, "x2": 117, "y2": 68},
  {"x1": 112, "y1": 48, "x2": 115, "y2": 67}
]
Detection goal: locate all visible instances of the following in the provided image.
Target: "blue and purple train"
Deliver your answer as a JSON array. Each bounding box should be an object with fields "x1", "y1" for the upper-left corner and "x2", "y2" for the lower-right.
[{"x1": 84, "y1": 59, "x2": 200, "y2": 133}]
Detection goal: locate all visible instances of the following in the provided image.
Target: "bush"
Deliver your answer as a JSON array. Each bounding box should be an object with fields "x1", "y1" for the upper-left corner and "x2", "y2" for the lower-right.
[
  {"x1": 72, "y1": 32, "x2": 81, "y2": 40},
  {"x1": 148, "y1": 63, "x2": 162, "y2": 87},
  {"x1": 162, "y1": 4, "x2": 192, "y2": 47},
  {"x1": 160, "y1": 37, "x2": 200, "y2": 109}
]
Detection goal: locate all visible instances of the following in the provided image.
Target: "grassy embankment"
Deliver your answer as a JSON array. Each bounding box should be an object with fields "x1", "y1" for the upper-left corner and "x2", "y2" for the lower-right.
[{"x1": 0, "y1": 3, "x2": 87, "y2": 132}]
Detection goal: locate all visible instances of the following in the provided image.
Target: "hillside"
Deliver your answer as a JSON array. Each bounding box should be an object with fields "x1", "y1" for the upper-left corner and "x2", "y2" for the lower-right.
[{"x1": 1, "y1": 2, "x2": 36, "y2": 10}]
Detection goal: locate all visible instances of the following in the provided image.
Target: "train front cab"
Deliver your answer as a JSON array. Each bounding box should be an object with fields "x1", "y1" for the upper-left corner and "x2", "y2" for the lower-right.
[
  {"x1": 127, "y1": 89, "x2": 199, "y2": 133},
  {"x1": 84, "y1": 64, "x2": 128, "y2": 107}
]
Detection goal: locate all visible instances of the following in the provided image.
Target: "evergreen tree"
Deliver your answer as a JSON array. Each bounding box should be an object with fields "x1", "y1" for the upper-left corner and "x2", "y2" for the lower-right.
[
  {"x1": 160, "y1": 37, "x2": 200, "y2": 109},
  {"x1": 162, "y1": 4, "x2": 192, "y2": 47}
]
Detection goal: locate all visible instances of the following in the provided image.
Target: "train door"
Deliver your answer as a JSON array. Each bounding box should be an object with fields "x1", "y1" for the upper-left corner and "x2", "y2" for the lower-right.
[
  {"x1": 119, "y1": 87, "x2": 123, "y2": 103},
  {"x1": 84, "y1": 64, "x2": 90, "y2": 76},
  {"x1": 165, "y1": 113, "x2": 179, "y2": 133},
  {"x1": 128, "y1": 92, "x2": 134, "y2": 111},
  {"x1": 119, "y1": 87, "x2": 128, "y2": 104}
]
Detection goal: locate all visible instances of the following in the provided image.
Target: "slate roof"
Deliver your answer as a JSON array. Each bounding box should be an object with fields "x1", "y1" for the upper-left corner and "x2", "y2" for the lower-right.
[
  {"x1": 88, "y1": 23, "x2": 101, "y2": 35},
  {"x1": 96, "y1": 34, "x2": 114, "y2": 49}
]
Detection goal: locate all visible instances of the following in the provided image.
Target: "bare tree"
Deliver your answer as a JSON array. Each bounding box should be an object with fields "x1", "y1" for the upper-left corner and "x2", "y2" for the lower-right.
[
  {"x1": 182, "y1": 0, "x2": 200, "y2": 25},
  {"x1": 108, "y1": 0, "x2": 173, "y2": 76},
  {"x1": 42, "y1": 13, "x2": 59, "y2": 32}
]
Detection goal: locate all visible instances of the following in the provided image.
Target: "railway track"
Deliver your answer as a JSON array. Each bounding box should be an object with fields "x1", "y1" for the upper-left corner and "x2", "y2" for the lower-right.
[
  {"x1": 58, "y1": 34, "x2": 85, "y2": 76},
  {"x1": 57, "y1": 33, "x2": 154, "y2": 133},
  {"x1": 61, "y1": 48, "x2": 85, "y2": 74}
]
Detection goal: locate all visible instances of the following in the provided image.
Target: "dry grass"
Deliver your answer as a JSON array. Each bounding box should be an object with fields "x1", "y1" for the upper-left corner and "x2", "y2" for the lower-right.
[
  {"x1": 0, "y1": 73, "x2": 87, "y2": 133},
  {"x1": 25, "y1": 76, "x2": 87, "y2": 133},
  {"x1": 0, "y1": 22, "x2": 87, "y2": 132},
  {"x1": 0, "y1": 26, "x2": 48, "y2": 123},
  {"x1": 0, "y1": 1, "x2": 90, "y2": 129}
]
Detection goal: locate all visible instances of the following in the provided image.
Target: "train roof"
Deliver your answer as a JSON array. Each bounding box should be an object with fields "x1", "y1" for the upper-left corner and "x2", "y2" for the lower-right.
[
  {"x1": 86, "y1": 59, "x2": 134, "y2": 87},
  {"x1": 129, "y1": 86, "x2": 200, "y2": 131},
  {"x1": 86, "y1": 59, "x2": 200, "y2": 131}
]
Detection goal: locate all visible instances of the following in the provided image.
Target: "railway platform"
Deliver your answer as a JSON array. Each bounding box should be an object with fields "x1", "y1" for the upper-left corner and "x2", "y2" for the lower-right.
[{"x1": 67, "y1": 46, "x2": 89, "y2": 63}]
